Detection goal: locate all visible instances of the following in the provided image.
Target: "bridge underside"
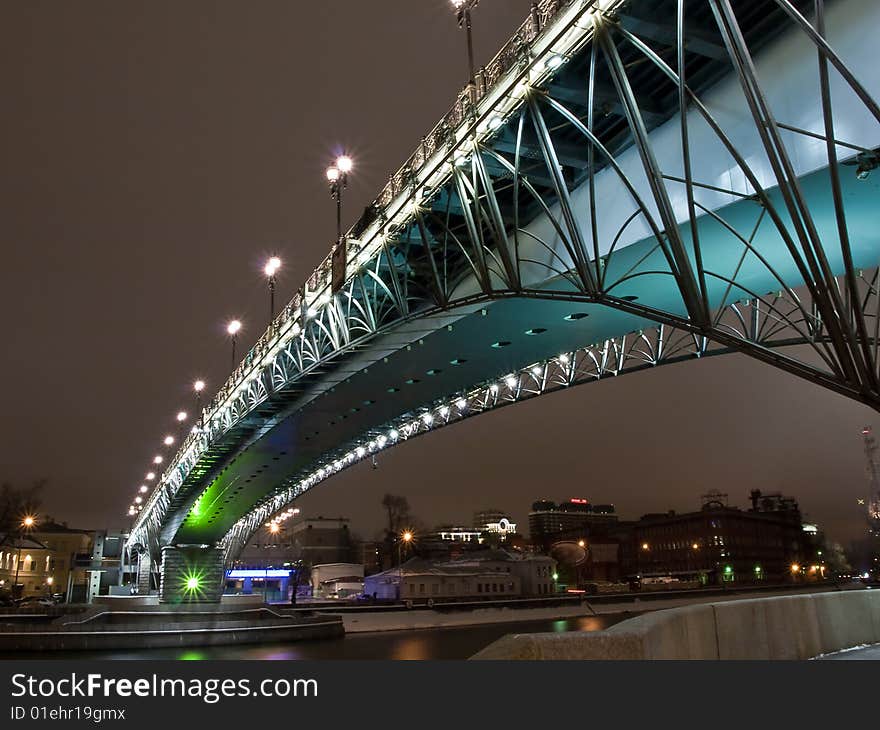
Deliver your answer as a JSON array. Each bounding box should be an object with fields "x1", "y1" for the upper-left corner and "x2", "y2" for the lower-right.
[
  {"x1": 168, "y1": 156, "x2": 879, "y2": 553},
  {"x1": 133, "y1": 0, "x2": 880, "y2": 602}
]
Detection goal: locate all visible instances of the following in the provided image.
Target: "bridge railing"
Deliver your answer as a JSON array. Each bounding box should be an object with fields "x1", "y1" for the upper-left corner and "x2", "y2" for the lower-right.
[
  {"x1": 374, "y1": 0, "x2": 571, "y2": 212},
  {"x1": 131, "y1": 0, "x2": 592, "y2": 541}
]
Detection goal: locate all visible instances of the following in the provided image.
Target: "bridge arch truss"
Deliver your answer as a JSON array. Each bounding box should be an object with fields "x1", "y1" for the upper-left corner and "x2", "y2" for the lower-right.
[{"x1": 130, "y1": 0, "x2": 880, "y2": 568}]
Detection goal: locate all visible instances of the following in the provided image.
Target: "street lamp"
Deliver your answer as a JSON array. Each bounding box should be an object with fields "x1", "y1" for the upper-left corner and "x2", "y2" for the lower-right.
[
  {"x1": 175, "y1": 410, "x2": 188, "y2": 440},
  {"x1": 264, "y1": 256, "x2": 281, "y2": 322},
  {"x1": 227, "y1": 319, "x2": 242, "y2": 370},
  {"x1": 13, "y1": 516, "x2": 36, "y2": 600},
  {"x1": 326, "y1": 155, "x2": 353, "y2": 245},
  {"x1": 398, "y1": 530, "x2": 413, "y2": 601},
  {"x1": 451, "y1": 0, "x2": 479, "y2": 102},
  {"x1": 193, "y1": 379, "x2": 205, "y2": 428}
]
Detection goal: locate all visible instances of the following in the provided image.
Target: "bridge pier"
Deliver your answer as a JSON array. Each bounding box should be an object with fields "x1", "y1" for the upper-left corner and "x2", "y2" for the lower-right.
[
  {"x1": 158, "y1": 546, "x2": 225, "y2": 604},
  {"x1": 135, "y1": 552, "x2": 152, "y2": 595}
]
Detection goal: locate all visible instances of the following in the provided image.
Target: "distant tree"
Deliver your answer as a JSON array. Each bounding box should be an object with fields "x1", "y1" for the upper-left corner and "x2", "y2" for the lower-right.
[
  {"x1": 826, "y1": 541, "x2": 852, "y2": 576},
  {"x1": 381, "y1": 494, "x2": 410, "y2": 535},
  {"x1": 0, "y1": 479, "x2": 46, "y2": 532}
]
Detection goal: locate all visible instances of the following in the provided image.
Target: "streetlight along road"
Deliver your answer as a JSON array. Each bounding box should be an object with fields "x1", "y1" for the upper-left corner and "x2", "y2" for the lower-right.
[{"x1": 13, "y1": 516, "x2": 37, "y2": 600}]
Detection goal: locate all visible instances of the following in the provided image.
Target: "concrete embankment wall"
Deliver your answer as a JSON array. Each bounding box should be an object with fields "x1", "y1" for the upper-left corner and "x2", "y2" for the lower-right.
[
  {"x1": 471, "y1": 589, "x2": 880, "y2": 660},
  {"x1": 0, "y1": 607, "x2": 343, "y2": 652}
]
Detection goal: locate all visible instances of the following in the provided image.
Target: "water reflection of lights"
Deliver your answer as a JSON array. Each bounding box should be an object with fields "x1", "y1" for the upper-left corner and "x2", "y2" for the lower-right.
[
  {"x1": 392, "y1": 637, "x2": 432, "y2": 661},
  {"x1": 179, "y1": 651, "x2": 206, "y2": 661}
]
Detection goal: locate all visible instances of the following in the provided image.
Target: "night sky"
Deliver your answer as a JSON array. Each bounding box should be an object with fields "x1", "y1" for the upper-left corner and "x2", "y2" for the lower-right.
[{"x1": 1, "y1": 1, "x2": 874, "y2": 547}]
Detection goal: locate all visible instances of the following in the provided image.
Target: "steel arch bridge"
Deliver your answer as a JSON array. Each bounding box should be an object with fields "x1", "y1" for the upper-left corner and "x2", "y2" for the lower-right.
[{"x1": 128, "y1": 0, "x2": 880, "y2": 602}]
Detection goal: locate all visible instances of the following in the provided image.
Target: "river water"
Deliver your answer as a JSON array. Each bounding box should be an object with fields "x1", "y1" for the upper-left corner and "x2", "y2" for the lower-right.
[{"x1": 9, "y1": 613, "x2": 629, "y2": 661}]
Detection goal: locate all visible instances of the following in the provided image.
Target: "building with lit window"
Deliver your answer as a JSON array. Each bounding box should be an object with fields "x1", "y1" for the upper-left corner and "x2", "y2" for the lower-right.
[
  {"x1": 362, "y1": 549, "x2": 556, "y2": 601},
  {"x1": 237, "y1": 516, "x2": 355, "y2": 569},
  {"x1": 355, "y1": 540, "x2": 383, "y2": 575},
  {"x1": 621, "y1": 491, "x2": 813, "y2": 585},
  {"x1": 0, "y1": 535, "x2": 54, "y2": 600},
  {"x1": 529, "y1": 498, "x2": 618, "y2": 545},
  {"x1": 435, "y1": 526, "x2": 483, "y2": 543},
  {"x1": 433, "y1": 513, "x2": 518, "y2": 544},
  {"x1": 0, "y1": 524, "x2": 127, "y2": 602}
]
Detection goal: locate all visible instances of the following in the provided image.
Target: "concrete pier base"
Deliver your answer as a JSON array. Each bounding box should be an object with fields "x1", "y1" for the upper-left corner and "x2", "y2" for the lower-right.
[
  {"x1": 0, "y1": 606, "x2": 344, "y2": 652},
  {"x1": 159, "y1": 546, "x2": 224, "y2": 604},
  {"x1": 136, "y1": 552, "x2": 153, "y2": 595}
]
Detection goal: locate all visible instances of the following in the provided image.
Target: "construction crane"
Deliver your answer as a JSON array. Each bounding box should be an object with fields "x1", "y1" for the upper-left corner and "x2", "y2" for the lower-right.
[{"x1": 861, "y1": 426, "x2": 880, "y2": 532}]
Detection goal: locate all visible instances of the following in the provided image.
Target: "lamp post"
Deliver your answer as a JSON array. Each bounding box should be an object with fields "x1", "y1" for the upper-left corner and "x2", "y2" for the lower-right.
[
  {"x1": 13, "y1": 516, "x2": 36, "y2": 600},
  {"x1": 451, "y1": 0, "x2": 479, "y2": 102},
  {"x1": 264, "y1": 257, "x2": 281, "y2": 323},
  {"x1": 193, "y1": 380, "x2": 205, "y2": 428},
  {"x1": 175, "y1": 410, "x2": 188, "y2": 441},
  {"x1": 326, "y1": 155, "x2": 353, "y2": 245},
  {"x1": 227, "y1": 319, "x2": 242, "y2": 371},
  {"x1": 398, "y1": 530, "x2": 413, "y2": 601}
]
